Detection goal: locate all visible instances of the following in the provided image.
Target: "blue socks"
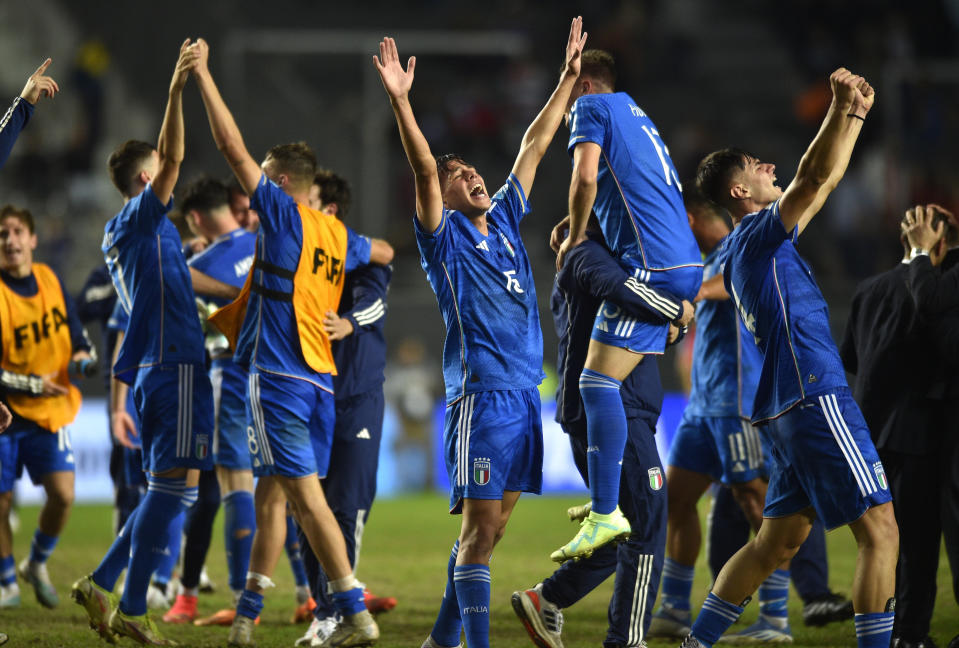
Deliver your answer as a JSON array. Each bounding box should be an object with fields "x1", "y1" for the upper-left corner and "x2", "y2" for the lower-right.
[
  {"x1": 29, "y1": 530, "x2": 58, "y2": 564},
  {"x1": 430, "y1": 540, "x2": 462, "y2": 648},
  {"x1": 223, "y1": 490, "x2": 255, "y2": 593},
  {"x1": 691, "y1": 591, "x2": 744, "y2": 648},
  {"x1": 93, "y1": 505, "x2": 141, "y2": 591},
  {"x1": 152, "y1": 509, "x2": 185, "y2": 591},
  {"x1": 236, "y1": 589, "x2": 263, "y2": 620},
  {"x1": 661, "y1": 557, "x2": 695, "y2": 612},
  {"x1": 758, "y1": 569, "x2": 790, "y2": 628},
  {"x1": 331, "y1": 587, "x2": 367, "y2": 616},
  {"x1": 0, "y1": 555, "x2": 15, "y2": 586},
  {"x1": 579, "y1": 368, "x2": 625, "y2": 514},
  {"x1": 454, "y1": 564, "x2": 491, "y2": 648},
  {"x1": 855, "y1": 612, "x2": 895, "y2": 648},
  {"x1": 285, "y1": 515, "x2": 309, "y2": 588},
  {"x1": 119, "y1": 476, "x2": 197, "y2": 617}
]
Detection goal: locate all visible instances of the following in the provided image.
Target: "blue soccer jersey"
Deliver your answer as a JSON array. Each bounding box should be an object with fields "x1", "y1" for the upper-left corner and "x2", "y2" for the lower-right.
[
  {"x1": 721, "y1": 200, "x2": 848, "y2": 422},
  {"x1": 102, "y1": 184, "x2": 205, "y2": 383},
  {"x1": 234, "y1": 175, "x2": 371, "y2": 388},
  {"x1": 187, "y1": 228, "x2": 256, "y2": 309},
  {"x1": 414, "y1": 173, "x2": 544, "y2": 402},
  {"x1": 686, "y1": 239, "x2": 762, "y2": 419},
  {"x1": 567, "y1": 92, "x2": 700, "y2": 272}
]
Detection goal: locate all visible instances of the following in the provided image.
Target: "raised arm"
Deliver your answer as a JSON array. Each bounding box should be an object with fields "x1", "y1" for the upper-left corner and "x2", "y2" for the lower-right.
[
  {"x1": 373, "y1": 38, "x2": 443, "y2": 233},
  {"x1": 903, "y1": 204, "x2": 959, "y2": 316},
  {"x1": 191, "y1": 39, "x2": 262, "y2": 195},
  {"x1": 0, "y1": 59, "x2": 59, "y2": 171},
  {"x1": 152, "y1": 40, "x2": 197, "y2": 206},
  {"x1": 510, "y1": 16, "x2": 587, "y2": 198},
  {"x1": 780, "y1": 68, "x2": 874, "y2": 235}
]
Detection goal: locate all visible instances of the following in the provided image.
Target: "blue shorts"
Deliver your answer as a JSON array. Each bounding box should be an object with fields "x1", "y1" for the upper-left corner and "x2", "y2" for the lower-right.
[
  {"x1": 211, "y1": 361, "x2": 252, "y2": 471},
  {"x1": 123, "y1": 447, "x2": 146, "y2": 487},
  {"x1": 668, "y1": 411, "x2": 767, "y2": 485},
  {"x1": 246, "y1": 369, "x2": 334, "y2": 479},
  {"x1": 591, "y1": 265, "x2": 701, "y2": 354},
  {"x1": 444, "y1": 388, "x2": 543, "y2": 513},
  {"x1": 0, "y1": 422, "x2": 74, "y2": 492},
  {"x1": 762, "y1": 389, "x2": 892, "y2": 530},
  {"x1": 132, "y1": 363, "x2": 215, "y2": 474}
]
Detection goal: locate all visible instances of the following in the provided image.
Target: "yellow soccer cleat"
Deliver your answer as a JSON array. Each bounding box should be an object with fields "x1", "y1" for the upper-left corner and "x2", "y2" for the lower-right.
[
  {"x1": 550, "y1": 506, "x2": 630, "y2": 562},
  {"x1": 109, "y1": 608, "x2": 178, "y2": 646},
  {"x1": 72, "y1": 574, "x2": 119, "y2": 644}
]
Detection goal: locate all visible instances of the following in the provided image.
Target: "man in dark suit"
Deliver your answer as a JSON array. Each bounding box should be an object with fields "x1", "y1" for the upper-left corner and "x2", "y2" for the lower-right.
[{"x1": 841, "y1": 205, "x2": 954, "y2": 648}]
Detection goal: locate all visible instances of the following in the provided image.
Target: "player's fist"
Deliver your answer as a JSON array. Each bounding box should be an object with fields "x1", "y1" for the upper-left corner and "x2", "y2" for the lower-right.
[{"x1": 829, "y1": 67, "x2": 873, "y2": 118}]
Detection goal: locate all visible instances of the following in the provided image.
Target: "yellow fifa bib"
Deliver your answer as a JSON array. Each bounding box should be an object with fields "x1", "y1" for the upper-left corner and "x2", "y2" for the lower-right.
[{"x1": 0, "y1": 264, "x2": 81, "y2": 431}]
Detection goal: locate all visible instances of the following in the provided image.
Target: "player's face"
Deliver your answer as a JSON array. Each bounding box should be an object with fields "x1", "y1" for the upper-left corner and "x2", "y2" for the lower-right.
[
  {"x1": 441, "y1": 162, "x2": 490, "y2": 215},
  {"x1": 0, "y1": 216, "x2": 36, "y2": 274},
  {"x1": 740, "y1": 155, "x2": 783, "y2": 204},
  {"x1": 229, "y1": 192, "x2": 259, "y2": 232}
]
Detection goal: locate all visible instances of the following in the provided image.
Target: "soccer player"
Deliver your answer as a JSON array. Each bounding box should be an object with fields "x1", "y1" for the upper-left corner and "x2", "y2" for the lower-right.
[
  {"x1": 513, "y1": 220, "x2": 688, "y2": 648},
  {"x1": 190, "y1": 38, "x2": 393, "y2": 647},
  {"x1": 71, "y1": 39, "x2": 214, "y2": 646},
  {"x1": 552, "y1": 49, "x2": 701, "y2": 563},
  {"x1": 374, "y1": 17, "x2": 587, "y2": 648},
  {"x1": 0, "y1": 203, "x2": 93, "y2": 610},
  {"x1": 685, "y1": 68, "x2": 898, "y2": 648},
  {"x1": 0, "y1": 59, "x2": 59, "y2": 170},
  {"x1": 296, "y1": 170, "x2": 396, "y2": 646}
]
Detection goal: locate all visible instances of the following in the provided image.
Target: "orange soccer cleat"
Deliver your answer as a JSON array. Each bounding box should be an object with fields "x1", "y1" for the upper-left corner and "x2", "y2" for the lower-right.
[
  {"x1": 162, "y1": 594, "x2": 198, "y2": 624},
  {"x1": 291, "y1": 596, "x2": 316, "y2": 624},
  {"x1": 193, "y1": 608, "x2": 260, "y2": 626},
  {"x1": 364, "y1": 588, "x2": 397, "y2": 615}
]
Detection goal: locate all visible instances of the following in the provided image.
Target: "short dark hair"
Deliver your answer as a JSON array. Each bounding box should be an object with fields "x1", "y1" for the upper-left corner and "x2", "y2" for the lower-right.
[
  {"x1": 0, "y1": 204, "x2": 35, "y2": 234},
  {"x1": 696, "y1": 148, "x2": 752, "y2": 210},
  {"x1": 225, "y1": 177, "x2": 248, "y2": 200},
  {"x1": 578, "y1": 50, "x2": 617, "y2": 90},
  {"x1": 684, "y1": 184, "x2": 725, "y2": 219},
  {"x1": 180, "y1": 176, "x2": 229, "y2": 216},
  {"x1": 264, "y1": 141, "x2": 316, "y2": 189},
  {"x1": 313, "y1": 169, "x2": 352, "y2": 218},
  {"x1": 435, "y1": 153, "x2": 470, "y2": 187},
  {"x1": 108, "y1": 140, "x2": 155, "y2": 197}
]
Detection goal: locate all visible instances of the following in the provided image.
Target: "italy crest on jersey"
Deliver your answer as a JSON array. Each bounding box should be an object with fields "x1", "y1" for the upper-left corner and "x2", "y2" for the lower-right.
[
  {"x1": 473, "y1": 458, "x2": 491, "y2": 486},
  {"x1": 648, "y1": 467, "x2": 663, "y2": 490},
  {"x1": 196, "y1": 434, "x2": 210, "y2": 460},
  {"x1": 873, "y1": 461, "x2": 888, "y2": 490}
]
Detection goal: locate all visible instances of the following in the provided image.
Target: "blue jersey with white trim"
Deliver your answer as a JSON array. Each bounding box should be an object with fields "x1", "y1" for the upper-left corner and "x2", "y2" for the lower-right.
[
  {"x1": 102, "y1": 184, "x2": 205, "y2": 384},
  {"x1": 233, "y1": 175, "x2": 371, "y2": 389},
  {"x1": 567, "y1": 92, "x2": 700, "y2": 272},
  {"x1": 414, "y1": 173, "x2": 544, "y2": 402},
  {"x1": 687, "y1": 239, "x2": 761, "y2": 418},
  {"x1": 720, "y1": 201, "x2": 848, "y2": 423}
]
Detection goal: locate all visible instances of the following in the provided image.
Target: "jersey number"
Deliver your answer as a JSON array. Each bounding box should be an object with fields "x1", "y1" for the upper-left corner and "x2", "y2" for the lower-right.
[{"x1": 641, "y1": 125, "x2": 682, "y2": 188}]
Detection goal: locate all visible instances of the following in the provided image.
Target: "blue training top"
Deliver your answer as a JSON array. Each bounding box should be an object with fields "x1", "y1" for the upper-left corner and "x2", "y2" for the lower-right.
[
  {"x1": 332, "y1": 264, "x2": 391, "y2": 400},
  {"x1": 720, "y1": 200, "x2": 848, "y2": 423},
  {"x1": 686, "y1": 238, "x2": 762, "y2": 419},
  {"x1": 102, "y1": 184, "x2": 205, "y2": 384},
  {"x1": 414, "y1": 173, "x2": 544, "y2": 403},
  {"x1": 567, "y1": 92, "x2": 700, "y2": 272}
]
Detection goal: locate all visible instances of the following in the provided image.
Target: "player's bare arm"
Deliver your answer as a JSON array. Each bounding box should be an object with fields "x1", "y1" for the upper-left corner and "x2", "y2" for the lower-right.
[
  {"x1": 374, "y1": 37, "x2": 443, "y2": 233},
  {"x1": 695, "y1": 275, "x2": 730, "y2": 302},
  {"x1": 152, "y1": 39, "x2": 197, "y2": 206},
  {"x1": 109, "y1": 329, "x2": 137, "y2": 449},
  {"x1": 190, "y1": 267, "x2": 241, "y2": 301},
  {"x1": 191, "y1": 38, "x2": 262, "y2": 196},
  {"x1": 511, "y1": 16, "x2": 587, "y2": 198},
  {"x1": 19, "y1": 58, "x2": 59, "y2": 105},
  {"x1": 369, "y1": 238, "x2": 394, "y2": 265},
  {"x1": 557, "y1": 141, "x2": 600, "y2": 270},
  {"x1": 780, "y1": 67, "x2": 874, "y2": 235}
]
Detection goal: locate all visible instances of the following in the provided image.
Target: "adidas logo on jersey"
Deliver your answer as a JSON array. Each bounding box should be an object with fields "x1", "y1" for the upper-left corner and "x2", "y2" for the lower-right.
[
  {"x1": 356, "y1": 428, "x2": 371, "y2": 439},
  {"x1": 476, "y1": 240, "x2": 490, "y2": 252}
]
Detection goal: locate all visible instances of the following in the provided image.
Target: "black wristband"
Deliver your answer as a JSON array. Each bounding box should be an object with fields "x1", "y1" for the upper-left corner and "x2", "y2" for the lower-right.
[{"x1": 847, "y1": 113, "x2": 865, "y2": 121}]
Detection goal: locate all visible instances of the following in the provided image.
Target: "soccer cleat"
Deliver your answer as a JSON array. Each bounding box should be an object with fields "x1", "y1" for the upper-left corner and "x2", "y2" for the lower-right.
[
  {"x1": 420, "y1": 636, "x2": 464, "y2": 648},
  {"x1": 647, "y1": 605, "x2": 692, "y2": 639},
  {"x1": 195, "y1": 607, "x2": 260, "y2": 626},
  {"x1": 228, "y1": 614, "x2": 257, "y2": 647},
  {"x1": 163, "y1": 593, "x2": 198, "y2": 623},
  {"x1": 147, "y1": 583, "x2": 171, "y2": 610},
  {"x1": 681, "y1": 634, "x2": 707, "y2": 648},
  {"x1": 718, "y1": 618, "x2": 793, "y2": 644},
  {"x1": 364, "y1": 588, "x2": 397, "y2": 615},
  {"x1": 109, "y1": 608, "x2": 178, "y2": 646},
  {"x1": 318, "y1": 609, "x2": 379, "y2": 647},
  {"x1": 0, "y1": 631, "x2": 7, "y2": 645},
  {"x1": 511, "y1": 584, "x2": 564, "y2": 648},
  {"x1": 802, "y1": 592, "x2": 853, "y2": 626},
  {"x1": 292, "y1": 596, "x2": 317, "y2": 623},
  {"x1": 0, "y1": 584, "x2": 20, "y2": 609},
  {"x1": 198, "y1": 566, "x2": 216, "y2": 593},
  {"x1": 566, "y1": 502, "x2": 591, "y2": 523},
  {"x1": 72, "y1": 575, "x2": 118, "y2": 644},
  {"x1": 296, "y1": 616, "x2": 339, "y2": 647},
  {"x1": 550, "y1": 506, "x2": 630, "y2": 562},
  {"x1": 19, "y1": 559, "x2": 59, "y2": 608}
]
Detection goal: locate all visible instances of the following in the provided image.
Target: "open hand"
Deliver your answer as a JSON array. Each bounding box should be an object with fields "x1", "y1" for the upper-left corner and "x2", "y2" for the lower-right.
[
  {"x1": 171, "y1": 38, "x2": 199, "y2": 92},
  {"x1": 323, "y1": 310, "x2": 354, "y2": 341},
  {"x1": 111, "y1": 410, "x2": 139, "y2": 449},
  {"x1": 41, "y1": 373, "x2": 68, "y2": 397},
  {"x1": 562, "y1": 16, "x2": 588, "y2": 78},
  {"x1": 20, "y1": 59, "x2": 59, "y2": 105},
  {"x1": 556, "y1": 233, "x2": 586, "y2": 271},
  {"x1": 902, "y1": 204, "x2": 950, "y2": 253},
  {"x1": 549, "y1": 215, "x2": 571, "y2": 253},
  {"x1": 373, "y1": 37, "x2": 415, "y2": 100}
]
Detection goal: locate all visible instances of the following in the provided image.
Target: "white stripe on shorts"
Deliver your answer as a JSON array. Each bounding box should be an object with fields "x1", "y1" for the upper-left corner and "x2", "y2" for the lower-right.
[
  {"x1": 248, "y1": 373, "x2": 275, "y2": 466},
  {"x1": 457, "y1": 395, "x2": 475, "y2": 487},
  {"x1": 819, "y1": 394, "x2": 876, "y2": 496}
]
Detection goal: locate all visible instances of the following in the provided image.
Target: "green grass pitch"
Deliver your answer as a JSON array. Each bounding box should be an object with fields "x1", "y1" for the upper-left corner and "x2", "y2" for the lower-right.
[{"x1": 3, "y1": 495, "x2": 957, "y2": 646}]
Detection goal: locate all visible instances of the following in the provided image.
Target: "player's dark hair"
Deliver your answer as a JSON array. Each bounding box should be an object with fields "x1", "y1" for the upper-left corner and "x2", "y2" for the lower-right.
[
  {"x1": 313, "y1": 169, "x2": 352, "y2": 219},
  {"x1": 180, "y1": 176, "x2": 230, "y2": 217},
  {"x1": 436, "y1": 153, "x2": 469, "y2": 187},
  {"x1": 577, "y1": 50, "x2": 617, "y2": 90},
  {"x1": 696, "y1": 148, "x2": 752, "y2": 211},
  {"x1": 0, "y1": 204, "x2": 35, "y2": 234},
  {"x1": 264, "y1": 141, "x2": 316, "y2": 189},
  {"x1": 684, "y1": 184, "x2": 727, "y2": 220},
  {"x1": 225, "y1": 177, "x2": 248, "y2": 200},
  {"x1": 108, "y1": 140, "x2": 155, "y2": 197}
]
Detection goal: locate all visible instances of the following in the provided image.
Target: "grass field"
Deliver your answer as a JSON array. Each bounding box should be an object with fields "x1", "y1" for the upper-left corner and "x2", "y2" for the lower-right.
[{"x1": 3, "y1": 495, "x2": 957, "y2": 647}]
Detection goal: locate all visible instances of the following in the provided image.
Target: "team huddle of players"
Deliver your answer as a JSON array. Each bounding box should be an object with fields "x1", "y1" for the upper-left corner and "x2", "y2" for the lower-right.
[{"x1": 0, "y1": 14, "x2": 908, "y2": 648}]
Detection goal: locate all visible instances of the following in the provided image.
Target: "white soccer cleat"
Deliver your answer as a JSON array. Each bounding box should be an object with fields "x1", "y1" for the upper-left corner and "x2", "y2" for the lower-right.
[
  {"x1": 420, "y1": 636, "x2": 463, "y2": 648},
  {"x1": 146, "y1": 583, "x2": 171, "y2": 610},
  {"x1": 19, "y1": 559, "x2": 58, "y2": 608},
  {"x1": 511, "y1": 583, "x2": 565, "y2": 648},
  {"x1": 648, "y1": 604, "x2": 692, "y2": 638},
  {"x1": 228, "y1": 614, "x2": 257, "y2": 647},
  {"x1": 317, "y1": 609, "x2": 379, "y2": 647},
  {"x1": 718, "y1": 618, "x2": 793, "y2": 644}
]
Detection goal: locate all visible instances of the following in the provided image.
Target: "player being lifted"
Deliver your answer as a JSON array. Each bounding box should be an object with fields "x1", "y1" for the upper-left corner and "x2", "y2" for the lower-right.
[
  {"x1": 552, "y1": 49, "x2": 699, "y2": 563},
  {"x1": 374, "y1": 17, "x2": 586, "y2": 648},
  {"x1": 685, "y1": 68, "x2": 897, "y2": 648},
  {"x1": 190, "y1": 38, "x2": 393, "y2": 648}
]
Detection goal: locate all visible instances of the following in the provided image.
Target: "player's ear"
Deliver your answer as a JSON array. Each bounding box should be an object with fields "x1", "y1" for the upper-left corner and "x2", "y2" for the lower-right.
[{"x1": 730, "y1": 182, "x2": 749, "y2": 201}]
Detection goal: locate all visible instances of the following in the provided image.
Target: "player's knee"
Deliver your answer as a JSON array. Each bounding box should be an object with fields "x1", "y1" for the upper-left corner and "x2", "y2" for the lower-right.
[
  {"x1": 857, "y1": 503, "x2": 899, "y2": 554},
  {"x1": 46, "y1": 484, "x2": 75, "y2": 510}
]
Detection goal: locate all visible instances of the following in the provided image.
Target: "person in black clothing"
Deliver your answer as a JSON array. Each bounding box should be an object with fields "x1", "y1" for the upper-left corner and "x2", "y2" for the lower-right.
[{"x1": 841, "y1": 205, "x2": 955, "y2": 648}]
